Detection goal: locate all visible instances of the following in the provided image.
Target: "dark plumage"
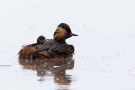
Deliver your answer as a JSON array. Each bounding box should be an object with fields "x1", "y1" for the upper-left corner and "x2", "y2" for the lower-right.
[
  {"x1": 18, "y1": 23, "x2": 78, "y2": 59},
  {"x1": 37, "y1": 23, "x2": 78, "y2": 56},
  {"x1": 37, "y1": 39, "x2": 74, "y2": 55},
  {"x1": 29, "y1": 35, "x2": 46, "y2": 47}
]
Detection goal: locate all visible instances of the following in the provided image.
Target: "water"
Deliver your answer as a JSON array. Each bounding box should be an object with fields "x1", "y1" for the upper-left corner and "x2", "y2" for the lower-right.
[{"x1": 0, "y1": 0, "x2": 135, "y2": 90}]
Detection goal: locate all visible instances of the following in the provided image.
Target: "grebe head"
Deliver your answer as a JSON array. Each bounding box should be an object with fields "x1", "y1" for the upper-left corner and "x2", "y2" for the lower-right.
[
  {"x1": 37, "y1": 35, "x2": 46, "y2": 44},
  {"x1": 53, "y1": 23, "x2": 78, "y2": 41}
]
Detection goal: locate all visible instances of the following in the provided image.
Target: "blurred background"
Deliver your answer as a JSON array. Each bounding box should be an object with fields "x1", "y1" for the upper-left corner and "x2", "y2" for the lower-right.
[{"x1": 0, "y1": 0, "x2": 135, "y2": 90}]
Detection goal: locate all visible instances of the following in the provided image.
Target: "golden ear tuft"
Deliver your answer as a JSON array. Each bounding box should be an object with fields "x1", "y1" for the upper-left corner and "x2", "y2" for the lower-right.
[{"x1": 54, "y1": 27, "x2": 67, "y2": 40}]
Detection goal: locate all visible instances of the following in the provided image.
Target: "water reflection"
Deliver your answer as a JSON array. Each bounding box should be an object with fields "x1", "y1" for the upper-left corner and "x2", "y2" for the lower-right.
[{"x1": 19, "y1": 57, "x2": 74, "y2": 86}]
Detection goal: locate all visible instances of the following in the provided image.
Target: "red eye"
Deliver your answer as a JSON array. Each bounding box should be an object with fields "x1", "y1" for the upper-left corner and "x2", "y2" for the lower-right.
[{"x1": 65, "y1": 31, "x2": 68, "y2": 34}]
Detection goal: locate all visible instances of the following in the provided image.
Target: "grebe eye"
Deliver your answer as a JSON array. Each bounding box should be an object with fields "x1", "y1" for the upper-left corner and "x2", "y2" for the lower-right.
[{"x1": 65, "y1": 31, "x2": 68, "y2": 34}]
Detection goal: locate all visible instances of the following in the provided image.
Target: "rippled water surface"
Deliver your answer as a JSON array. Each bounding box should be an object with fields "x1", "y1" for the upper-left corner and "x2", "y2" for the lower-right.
[{"x1": 0, "y1": 0, "x2": 135, "y2": 90}]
